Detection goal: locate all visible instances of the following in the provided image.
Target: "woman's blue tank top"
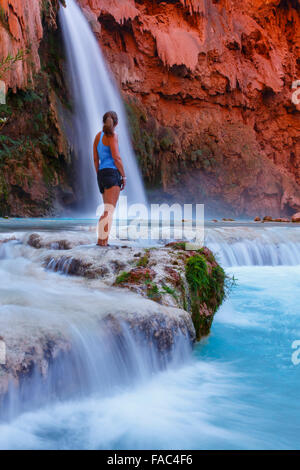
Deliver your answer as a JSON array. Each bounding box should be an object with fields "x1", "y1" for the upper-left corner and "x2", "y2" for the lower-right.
[{"x1": 97, "y1": 131, "x2": 117, "y2": 170}]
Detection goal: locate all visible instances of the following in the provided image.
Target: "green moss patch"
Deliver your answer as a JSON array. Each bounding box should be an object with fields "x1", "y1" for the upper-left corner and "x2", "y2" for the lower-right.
[
  {"x1": 0, "y1": 16, "x2": 72, "y2": 217},
  {"x1": 136, "y1": 250, "x2": 150, "y2": 267},
  {"x1": 124, "y1": 98, "x2": 178, "y2": 187},
  {"x1": 146, "y1": 282, "x2": 162, "y2": 302},
  {"x1": 165, "y1": 241, "x2": 186, "y2": 250},
  {"x1": 185, "y1": 254, "x2": 226, "y2": 340},
  {"x1": 115, "y1": 271, "x2": 131, "y2": 284}
]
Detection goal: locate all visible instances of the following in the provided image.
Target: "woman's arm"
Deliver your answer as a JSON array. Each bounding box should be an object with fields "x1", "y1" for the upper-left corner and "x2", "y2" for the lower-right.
[
  {"x1": 109, "y1": 134, "x2": 126, "y2": 189},
  {"x1": 93, "y1": 133, "x2": 101, "y2": 173}
]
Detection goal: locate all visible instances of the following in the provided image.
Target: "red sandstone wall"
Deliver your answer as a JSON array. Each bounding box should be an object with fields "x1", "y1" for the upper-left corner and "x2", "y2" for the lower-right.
[
  {"x1": 0, "y1": 0, "x2": 72, "y2": 217},
  {"x1": 1, "y1": 0, "x2": 299, "y2": 216},
  {"x1": 80, "y1": 0, "x2": 300, "y2": 216},
  {"x1": 0, "y1": 0, "x2": 42, "y2": 89}
]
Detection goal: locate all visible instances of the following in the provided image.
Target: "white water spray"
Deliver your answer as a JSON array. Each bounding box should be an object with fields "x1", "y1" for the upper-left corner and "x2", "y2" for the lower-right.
[
  {"x1": 204, "y1": 226, "x2": 300, "y2": 266},
  {"x1": 0, "y1": 224, "x2": 300, "y2": 449},
  {"x1": 0, "y1": 240, "x2": 192, "y2": 421},
  {"x1": 59, "y1": 0, "x2": 147, "y2": 214}
]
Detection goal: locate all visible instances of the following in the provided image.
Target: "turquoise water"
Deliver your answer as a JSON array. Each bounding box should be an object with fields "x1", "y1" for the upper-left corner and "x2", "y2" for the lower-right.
[
  {"x1": 0, "y1": 264, "x2": 299, "y2": 449},
  {"x1": 197, "y1": 265, "x2": 300, "y2": 449},
  {"x1": 0, "y1": 223, "x2": 299, "y2": 449}
]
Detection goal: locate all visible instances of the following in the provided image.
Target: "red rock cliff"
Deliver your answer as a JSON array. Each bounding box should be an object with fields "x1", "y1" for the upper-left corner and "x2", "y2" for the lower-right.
[
  {"x1": 0, "y1": 0, "x2": 60, "y2": 89},
  {"x1": 1, "y1": 0, "x2": 299, "y2": 217},
  {"x1": 80, "y1": 0, "x2": 300, "y2": 217},
  {"x1": 0, "y1": 0, "x2": 73, "y2": 217}
]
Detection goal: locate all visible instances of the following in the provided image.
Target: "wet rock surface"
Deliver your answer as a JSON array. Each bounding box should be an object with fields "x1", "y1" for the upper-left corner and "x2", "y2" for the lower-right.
[
  {"x1": 292, "y1": 212, "x2": 300, "y2": 223},
  {"x1": 36, "y1": 232, "x2": 224, "y2": 316},
  {"x1": 0, "y1": 231, "x2": 226, "y2": 405},
  {"x1": 1, "y1": 231, "x2": 218, "y2": 407},
  {"x1": 0, "y1": 309, "x2": 194, "y2": 415}
]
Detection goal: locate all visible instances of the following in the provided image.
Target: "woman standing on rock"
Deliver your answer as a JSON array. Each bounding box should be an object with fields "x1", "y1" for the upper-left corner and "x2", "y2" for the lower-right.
[{"x1": 93, "y1": 111, "x2": 126, "y2": 246}]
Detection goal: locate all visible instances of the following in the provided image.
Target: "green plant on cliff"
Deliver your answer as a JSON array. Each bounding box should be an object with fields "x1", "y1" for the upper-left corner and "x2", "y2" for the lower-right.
[
  {"x1": 124, "y1": 98, "x2": 182, "y2": 188},
  {"x1": 185, "y1": 254, "x2": 226, "y2": 340},
  {"x1": 0, "y1": 0, "x2": 73, "y2": 217},
  {"x1": 187, "y1": 146, "x2": 217, "y2": 172},
  {"x1": 0, "y1": 173, "x2": 9, "y2": 215},
  {"x1": 159, "y1": 128, "x2": 174, "y2": 151},
  {"x1": 0, "y1": 135, "x2": 35, "y2": 165},
  {"x1": 124, "y1": 99, "x2": 154, "y2": 173},
  {"x1": 0, "y1": 50, "x2": 29, "y2": 80},
  {"x1": 125, "y1": 99, "x2": 165, "y2": 186},
  {"x1": 0, "y1": 74, "x2": 69, "y2": 216},
  {"x1": 41, "y1": 0, "x2": 66, "y2": 28}
]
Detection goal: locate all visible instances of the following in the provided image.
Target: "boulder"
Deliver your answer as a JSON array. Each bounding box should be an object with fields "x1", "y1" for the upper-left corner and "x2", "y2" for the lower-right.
[
  {"x1": 273, "y1": 218, "x2": 290, "y2": 223},
  {"x1": 128, "y1": 267, "x2": 156, "y2": 283},
  {"x1": 292, "y1": 212, "x2": 300, "y2": 223}
]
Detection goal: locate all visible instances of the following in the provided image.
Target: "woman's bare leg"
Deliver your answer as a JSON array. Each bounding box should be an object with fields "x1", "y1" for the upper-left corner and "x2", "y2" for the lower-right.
[{"x1": 97, "y1": 186, "x2": 120, "y2": 246}]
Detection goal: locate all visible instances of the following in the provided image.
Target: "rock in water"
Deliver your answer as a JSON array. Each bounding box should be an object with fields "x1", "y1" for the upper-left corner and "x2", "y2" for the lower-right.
[{"x1": 292, "y1": 212, "x2": 300, "y2": 223}]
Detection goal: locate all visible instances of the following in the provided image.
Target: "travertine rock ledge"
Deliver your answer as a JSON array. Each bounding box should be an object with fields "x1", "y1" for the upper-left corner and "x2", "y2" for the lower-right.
[
  {"x1": 0, "y1": 232, "x2": 226, "y2": 410},
  {"x1": 27, "y1": 232, "x2": 227, "y2": 339}
]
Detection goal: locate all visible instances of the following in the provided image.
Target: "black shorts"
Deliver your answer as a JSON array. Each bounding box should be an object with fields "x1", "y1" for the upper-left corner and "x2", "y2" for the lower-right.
[{"x1": 97, "y1": 168, "x2": 122, "y2": 194}]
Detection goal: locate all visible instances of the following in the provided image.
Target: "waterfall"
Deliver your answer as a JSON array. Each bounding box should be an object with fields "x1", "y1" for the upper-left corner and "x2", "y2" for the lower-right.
[
  {"x1": 205, "y1": 226, "x2": 300, "y2": 267},
  {"x1": 59, "y1": 0, "x2": 147, "y2": 214},
  {"x1": 1, "y1": 319, "x2": 192, "y2": 421},
  {"x1": 0, "y1": 239, "x2": 192, "y2": 421}
]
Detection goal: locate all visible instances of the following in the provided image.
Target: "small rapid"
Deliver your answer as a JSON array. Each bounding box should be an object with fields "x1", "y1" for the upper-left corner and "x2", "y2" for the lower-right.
[
  {"x1": 0, "y1": 221, "x2": 300, "y2": 449},
  {"x1": 205, "y1": 225, "x2": 300, "y2": 267},
  {"x1": 0, "y1": 240, "x2": 192, "y2": 422}
]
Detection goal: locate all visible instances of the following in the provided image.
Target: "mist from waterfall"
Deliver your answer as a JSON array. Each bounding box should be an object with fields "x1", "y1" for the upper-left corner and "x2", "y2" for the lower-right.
[{"x1": 59, "y1": 0, "x2": 147, "y2": 215}]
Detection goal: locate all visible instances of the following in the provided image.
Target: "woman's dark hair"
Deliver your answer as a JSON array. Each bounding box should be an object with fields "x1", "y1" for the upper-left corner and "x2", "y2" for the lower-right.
[{"x1": 103, "y1": 111, "x2": 118, "y2": 136}]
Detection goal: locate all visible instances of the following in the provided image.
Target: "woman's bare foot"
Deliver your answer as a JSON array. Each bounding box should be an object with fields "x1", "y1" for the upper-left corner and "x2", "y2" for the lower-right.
[{"x1": 96, "y1": 239, "x2": 109, "y2": 246}]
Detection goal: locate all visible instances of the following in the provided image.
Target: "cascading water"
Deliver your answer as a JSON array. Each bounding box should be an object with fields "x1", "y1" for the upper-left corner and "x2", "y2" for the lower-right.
[
  {"x1": 59, "y1": 0, "x2": 147, "y2": 214},
  {"x1": 0, "y1": 221, "x2": 300, "y2": 449},
  {"x1": 0, "y1": 239, "x2": 192, "y2": 422},
  {"x1": 204, "y1": 225, "x2": 300, "y2": 266}
]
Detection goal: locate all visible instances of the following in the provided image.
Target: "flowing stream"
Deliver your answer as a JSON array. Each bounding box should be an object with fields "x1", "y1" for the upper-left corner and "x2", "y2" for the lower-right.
[
  {"x1": 0, "y1": 220, "x2": 299, "y2": 449},
  {"x1": 1, "y1": 0, "x2": 299, "y2": 452},
  {"x1": 59, "y1": 0, "x2": 147, "y2": 213}
]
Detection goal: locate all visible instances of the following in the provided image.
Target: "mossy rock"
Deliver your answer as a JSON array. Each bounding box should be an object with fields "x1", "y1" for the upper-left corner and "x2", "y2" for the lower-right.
[
  {"x1": 115, "y1": 271, "x2": 131, "y2": 285},
  {"x1": 136, "y1": 251, "x2": 150, "y2": 267},
  {"x1": 185, "y1": 253, "x2": 226, "y2": 340},
  {"x1": 165, "y1": 241, "x2": 186, "y2": 250},
  {"x1": 146, "y1": 282, "x2": 162, "y2": 302}
]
